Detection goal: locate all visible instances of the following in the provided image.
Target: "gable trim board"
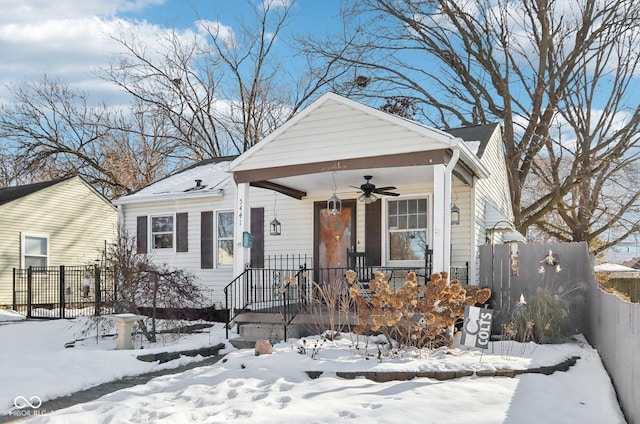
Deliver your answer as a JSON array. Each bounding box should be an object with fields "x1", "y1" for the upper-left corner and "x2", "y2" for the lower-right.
[{"x1": 234, "y1": 150, "x2": 447, "y2": 184}]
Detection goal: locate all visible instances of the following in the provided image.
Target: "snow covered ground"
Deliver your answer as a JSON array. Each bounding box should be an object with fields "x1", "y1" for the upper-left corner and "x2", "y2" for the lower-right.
[{"x1": 0, "y1": 310, "x2": 626, "y2": 423}]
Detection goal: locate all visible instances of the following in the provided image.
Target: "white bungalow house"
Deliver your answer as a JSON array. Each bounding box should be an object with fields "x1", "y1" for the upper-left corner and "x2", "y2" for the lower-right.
[
  {"x1": 115, "y1": 93, "x2": 522, "y2": 328},
  {"x1": 228, "y1": 93, "x2": 521, "y2": 283}
]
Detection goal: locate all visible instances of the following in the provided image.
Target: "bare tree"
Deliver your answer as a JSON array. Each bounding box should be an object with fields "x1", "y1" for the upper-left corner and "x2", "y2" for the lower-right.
[
  {"x1": 301, "y1": 0, "x2": 640, "y2": 250},
  {"x1": 103, "y1": 0, "x2": 344, "y2": 160},
  {"x1": 107, "y1": 232, "x2": 205, "y2": 343},
  {"x1": 0, "y1": 145, "x2": 34, "y2": 187},
  {"x1": 0, "y1": 76, "x2": 177, "y2": 198}
]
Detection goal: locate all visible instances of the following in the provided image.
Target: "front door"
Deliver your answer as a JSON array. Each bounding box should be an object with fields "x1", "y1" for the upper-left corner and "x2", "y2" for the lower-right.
[{"x1": 313, "y1": 200, "x2": 356, "y2": 283}]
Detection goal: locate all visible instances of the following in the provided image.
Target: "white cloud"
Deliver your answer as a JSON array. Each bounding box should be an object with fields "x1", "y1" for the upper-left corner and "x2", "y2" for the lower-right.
[{"x1": 0, "y1": 0, "x2": 172, "y2": 105}]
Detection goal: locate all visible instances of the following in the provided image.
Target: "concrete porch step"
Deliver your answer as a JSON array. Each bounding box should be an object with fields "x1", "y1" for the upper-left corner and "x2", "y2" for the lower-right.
[
  {"x1": 228, "y1": 310, "x2": 361, "y2": 350},
  {"x1": 239, "y1": 323, "x2": 301, "y2": 340},
  {"x1": 229, "y1": 323, "x2": 301, "y2": 350}
]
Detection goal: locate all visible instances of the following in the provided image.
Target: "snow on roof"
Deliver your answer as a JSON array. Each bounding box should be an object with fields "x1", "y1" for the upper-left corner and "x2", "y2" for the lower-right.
[
  {"x1": 114, "y1": 159, "x2": 233, "y2": 204},
  {"x1": 594, "y1": 263, "x2": 638, "y2": 272}
]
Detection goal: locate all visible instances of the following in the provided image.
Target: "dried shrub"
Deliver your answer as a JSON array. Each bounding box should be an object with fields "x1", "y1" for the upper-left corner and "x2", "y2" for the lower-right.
[{"x1": 349, "y1": 271, "x2": 490, "y2": 349}]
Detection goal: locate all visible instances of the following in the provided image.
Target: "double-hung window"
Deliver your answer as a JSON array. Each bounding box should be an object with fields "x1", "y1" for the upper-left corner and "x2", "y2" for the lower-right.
[
  {"x1": 217, "y1": 211, "x2": 234, "y2": 266},
  {"x1": 151, "y1": 215, "x2": 174, "y2": 249},
  {"x1": 387, "y1": 198, "x2": 429, "y2": 262},
  {"x1": 23, "y1": 234, "x2": 48, "y2": 268}
]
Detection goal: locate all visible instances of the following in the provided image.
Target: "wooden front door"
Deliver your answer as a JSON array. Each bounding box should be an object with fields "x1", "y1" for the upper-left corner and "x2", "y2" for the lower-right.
[{"x1": 314, "y1": 200, "x2": 356, "y2": 281}]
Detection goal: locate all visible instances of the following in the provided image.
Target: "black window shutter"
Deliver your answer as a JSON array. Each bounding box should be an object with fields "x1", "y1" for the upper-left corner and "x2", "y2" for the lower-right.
[
  {"x1": 136, "y1": 216, "x2": 148, "y2": 254},
  {"x1": 176, "y1": 212, "x2": 188, "y2": 252},
  {"x1": 365, "y1": 202, "x2": 382, "y2": 266},
  {"x1": 201, "y1": 211, "x2": 214, "y2": 269},
  {"x1": 250, "y1": 207, "x2": 264, "y2": 268}
]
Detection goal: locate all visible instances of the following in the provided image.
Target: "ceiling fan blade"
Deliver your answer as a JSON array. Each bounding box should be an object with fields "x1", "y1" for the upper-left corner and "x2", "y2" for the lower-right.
[
  {"x1": 373, "y1": 186, "x2": 397, "y2": 192},
  {"x1": 377, "y1": 191, "x2": 400, "y2": 197}
]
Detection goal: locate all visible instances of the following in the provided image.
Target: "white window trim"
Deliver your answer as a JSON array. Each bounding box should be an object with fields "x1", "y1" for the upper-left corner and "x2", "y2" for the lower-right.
[
  {"x1": 384, "y1": 195, "x2": 432, "y2": 267},
  {"x1": 21, "y1": 233, "x2": 49, "y2": 269},
  {"x1": 216, "y1": 210, "x2": 234, "y2": 268},
  {"x1": 150, "y1": 213, "x2": 176, "y2": 251}
]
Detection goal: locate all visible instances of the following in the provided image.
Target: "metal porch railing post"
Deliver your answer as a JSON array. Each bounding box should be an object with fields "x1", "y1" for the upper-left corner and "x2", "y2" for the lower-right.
[
  {"x1": 59, "y1": 265, "x2": 66, "y2": 319},
  {"x1": 26, "y1": 267, "x2": 32, "y2": 318},
  {"x1": 94, "y1": 265, "x2": 102, "y2": 316}
]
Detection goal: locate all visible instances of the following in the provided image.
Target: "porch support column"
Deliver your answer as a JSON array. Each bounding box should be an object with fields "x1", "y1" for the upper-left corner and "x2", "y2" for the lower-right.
[
  {"x1": 234, "y1": 182, "x2": 251, "y2": 279},
  {"x1": 433, "y1": 140, "x2": 460, "y2": 275},
  {"x1": 432, "y1": 165, "x2": 447, "y2": 273}
]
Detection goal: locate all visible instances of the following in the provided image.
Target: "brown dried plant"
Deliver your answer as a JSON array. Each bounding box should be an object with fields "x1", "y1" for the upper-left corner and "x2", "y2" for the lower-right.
[{"x1": 349, "y1": 271, "x2": 491, "y2": 349}]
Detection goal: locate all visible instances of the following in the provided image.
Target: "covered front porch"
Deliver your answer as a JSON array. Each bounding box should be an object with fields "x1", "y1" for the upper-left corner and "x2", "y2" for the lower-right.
[
  {"x1": 224, "y1": 93, "x2": 490, "y2": 336},
  {"x1": 223, "y1": 253, "x2": 470, "y2": 340}
]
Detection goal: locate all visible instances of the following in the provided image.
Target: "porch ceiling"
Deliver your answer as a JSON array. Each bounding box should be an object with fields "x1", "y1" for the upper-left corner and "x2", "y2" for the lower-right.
[{"x1": 250, "y1": 163, "x2": 435, "y2": 200}]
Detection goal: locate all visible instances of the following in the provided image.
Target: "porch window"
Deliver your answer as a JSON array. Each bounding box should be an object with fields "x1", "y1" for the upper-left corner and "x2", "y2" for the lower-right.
[
  {"x1": 23, "y1": 234, "x2": 48, "y2": 268},
  {"x1": 217, "y1": 211, "x2": 234, "y2": 266},
  {"x1": 387, "y1": 198, "x2": 428, "y2": 262},
  {"x1": 151, "y1": 215, "x2": 174, "y2": 249}
]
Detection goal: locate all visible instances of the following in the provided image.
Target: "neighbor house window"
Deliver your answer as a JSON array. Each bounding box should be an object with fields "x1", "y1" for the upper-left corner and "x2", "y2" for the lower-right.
[
  {"x1": 387, "y1": 198, "x2": 428, "y2": 262},
  {"x1": 23, "y1": 234, "x2": 48, "y2": 268},
  {"x1": 151, "y1": 215, "x2": 174, "y2": 249},
  {"x1": 217, "y1": 211, "x2": 234, "y2": 266}
]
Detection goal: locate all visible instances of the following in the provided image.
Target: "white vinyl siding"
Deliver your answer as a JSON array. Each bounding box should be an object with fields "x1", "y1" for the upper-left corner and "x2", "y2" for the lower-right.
[
  {"x1": 233, "y1": 96, "x2": 452, "y2": 172},
  {"x1": 118, "y1": 180, "x2": 312, "y2": 304}
]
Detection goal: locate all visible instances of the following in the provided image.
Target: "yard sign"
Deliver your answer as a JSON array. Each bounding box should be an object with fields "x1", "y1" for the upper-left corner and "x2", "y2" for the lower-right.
[{"x1": 460, "y1": 306, "x2": 493, "y2": 349}]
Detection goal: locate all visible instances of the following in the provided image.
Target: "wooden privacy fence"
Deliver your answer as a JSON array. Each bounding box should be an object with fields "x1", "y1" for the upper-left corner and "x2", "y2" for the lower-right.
[
  {"x1": 587, "y1": 274, "x2": 640, "y2": 424},
  {"x1": 480, "y1": 240, "x2": 640, "y2": 423},
  {"x1": 478, "y1": 241, "x2": 592, "y2": 335},
  {"x1": 13, "y1": 265, "x2": 116, "y2": 319}
]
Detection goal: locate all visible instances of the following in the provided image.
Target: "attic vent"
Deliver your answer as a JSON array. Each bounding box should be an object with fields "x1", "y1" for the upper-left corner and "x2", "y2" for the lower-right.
[{"x1": 185, "y1": 179, "x2": 207, "y2": 192}]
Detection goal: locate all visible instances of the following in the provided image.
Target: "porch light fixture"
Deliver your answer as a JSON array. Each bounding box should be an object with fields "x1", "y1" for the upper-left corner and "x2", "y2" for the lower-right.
[
  {"x1": 270, "y1": 217, "x2": 281, "y2": 236},
  {"x1": 451, "y1": 203, "x2": 461, "y2": 225},
  {"x1": 270, "y1": 192, "x2": 282, "y2": 236},
  {"x1": 451, "y1": 185, "x2": 460, "y2": 225},
  {"x1": 327, "y1": 171, "x2": 342, "y2": 215}
]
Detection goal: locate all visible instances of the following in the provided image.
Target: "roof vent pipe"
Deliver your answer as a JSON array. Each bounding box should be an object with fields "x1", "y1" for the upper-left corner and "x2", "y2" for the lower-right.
[{"x1": 195, "y1": 179, "x2": 202, "y2": 188}]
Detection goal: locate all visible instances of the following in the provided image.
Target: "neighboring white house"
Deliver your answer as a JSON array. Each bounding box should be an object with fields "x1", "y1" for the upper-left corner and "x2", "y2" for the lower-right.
[
  {"x1": 0, "y1": 176, "x2": 117, "y2": 307},
  {"x1": 115, "y1": 93, "x2": 521, "y2": 306}
]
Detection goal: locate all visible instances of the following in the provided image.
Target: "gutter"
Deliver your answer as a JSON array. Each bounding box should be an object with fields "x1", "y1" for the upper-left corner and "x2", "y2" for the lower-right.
[{"x1": 113, "y1": 188, "x2": 225, "y2": 206}]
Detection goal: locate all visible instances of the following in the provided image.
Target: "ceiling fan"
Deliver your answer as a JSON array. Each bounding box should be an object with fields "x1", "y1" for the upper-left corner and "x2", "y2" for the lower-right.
[{"x1": 353, "y1": 175, "x2": 399, "y2": 203}]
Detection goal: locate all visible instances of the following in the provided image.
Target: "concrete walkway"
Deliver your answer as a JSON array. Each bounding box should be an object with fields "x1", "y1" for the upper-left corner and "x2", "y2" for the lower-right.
[{"x1": 1, "y1": 354, "x2": 224, "y2": 423}]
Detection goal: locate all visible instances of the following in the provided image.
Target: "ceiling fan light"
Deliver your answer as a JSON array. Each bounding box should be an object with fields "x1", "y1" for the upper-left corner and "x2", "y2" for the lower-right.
[{"x1": 360, "y1": 193, "x2": 377, "y2": 204}]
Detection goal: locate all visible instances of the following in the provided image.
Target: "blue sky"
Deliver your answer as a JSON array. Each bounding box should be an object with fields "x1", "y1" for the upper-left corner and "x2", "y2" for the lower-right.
[{"x1": 0, "y1": 0, "x2": 343, "y2": 105}]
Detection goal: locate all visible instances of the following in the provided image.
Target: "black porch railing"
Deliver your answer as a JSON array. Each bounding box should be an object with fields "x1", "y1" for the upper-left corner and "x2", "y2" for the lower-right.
[
  {"x1": 223, "y1": 259, "x2": 469, "y2": 338},
  {"x1": 13, "y1": 265, "x2": 116, "y2": 319},
  {"x1": 224, "y1": 264, "x2": 310, "y2": 339}
]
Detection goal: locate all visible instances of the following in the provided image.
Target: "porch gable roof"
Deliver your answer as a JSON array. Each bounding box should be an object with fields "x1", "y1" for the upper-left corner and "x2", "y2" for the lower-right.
[{"x1": 229, "y1": 93, "x2": 489, "y2": 181}]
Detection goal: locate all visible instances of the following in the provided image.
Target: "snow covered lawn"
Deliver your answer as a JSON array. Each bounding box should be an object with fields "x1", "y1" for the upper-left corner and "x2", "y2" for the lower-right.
[{"x1": 0, "y1": 311, "x2": 626, "y2": 423}]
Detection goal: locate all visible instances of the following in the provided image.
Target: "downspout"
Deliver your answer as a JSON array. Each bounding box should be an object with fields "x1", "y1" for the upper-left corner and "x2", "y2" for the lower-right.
[{"x1": 443, "y1": 139, "x2": 461, "y2": 273}]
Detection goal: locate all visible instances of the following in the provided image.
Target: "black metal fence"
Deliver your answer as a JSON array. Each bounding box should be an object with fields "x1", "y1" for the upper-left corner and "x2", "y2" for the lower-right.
[{"x1": 13, "y1": 265, "x2": 116, "y2": 318}]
